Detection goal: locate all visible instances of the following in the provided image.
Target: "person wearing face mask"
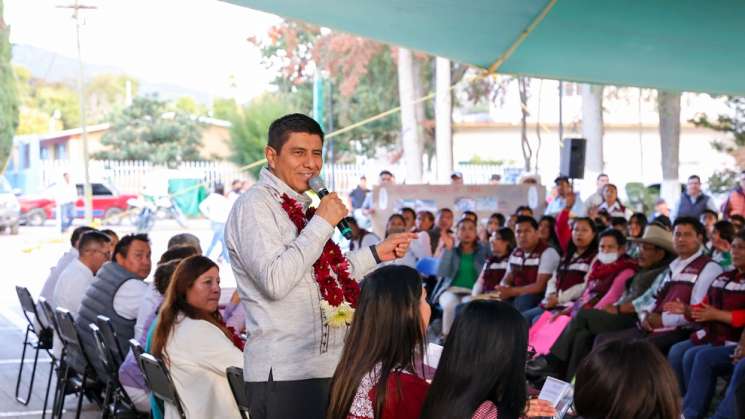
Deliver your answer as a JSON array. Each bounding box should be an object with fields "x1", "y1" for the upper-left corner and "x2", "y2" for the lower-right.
[
  {"x1": 527, "y1": 224, "x2": 676, "y2": 382},
  {"x1": 526, "y1": 229, "x2": 637, "y2": 358},
  {"x1": 595, "y1": 217, "x2": 723, "y2": 355}
]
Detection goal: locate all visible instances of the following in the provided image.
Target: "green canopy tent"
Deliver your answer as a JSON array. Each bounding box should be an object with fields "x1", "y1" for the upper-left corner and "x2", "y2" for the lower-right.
[{"x1": 223, "y1": 0, "x2": 745, "y2": 96}]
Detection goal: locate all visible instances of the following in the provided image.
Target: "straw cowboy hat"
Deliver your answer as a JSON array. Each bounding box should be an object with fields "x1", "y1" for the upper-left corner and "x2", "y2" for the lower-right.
[{"x1": 629, "y1": 224, "x2": 676, "y2": 254}]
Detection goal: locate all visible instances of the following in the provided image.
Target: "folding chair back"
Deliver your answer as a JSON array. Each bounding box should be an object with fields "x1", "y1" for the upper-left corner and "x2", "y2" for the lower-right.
[
  {"x1": 54, "y1": 308, "x2": 91, "y2": 376},
  {"x1": 226, "y1": 366, "x2": 250, "y2": 419},
  {"x1": 96, "y1": 316, "x2": 125, "y2": 367},
  {"x1": 16, "y1": 286, "x2": 52, "y2": 347},
  {"x1": 138, "y1": 353, "x2": 187, "y2": 419}
]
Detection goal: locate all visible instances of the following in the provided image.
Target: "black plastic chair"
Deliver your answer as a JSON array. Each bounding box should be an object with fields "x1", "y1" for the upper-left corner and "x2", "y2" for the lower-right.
[
  {"x1": 37, "y1": 298, "x2": 68, "y2": 419},
  {"x1": 90, "y1": 324, "x2": 145, "y2": 419},
  {"x1": 53, "y1": 308, "x2": 99, "y2": 419},
  {"x1": 138, "y1": 353, "x2": 187, "y2": 419},
  {"x1": 15, "y1": 286, "x2": 54, "y2": 406},
  {"x1": 95, "y1": 316, "x2": 125, "y2": 367},
  {"x1": 226, "y1": 366, "x2": 250, "y2": 419},
  {"x1": 128, "y1": 339, "x2": 144, "y2": 369}
]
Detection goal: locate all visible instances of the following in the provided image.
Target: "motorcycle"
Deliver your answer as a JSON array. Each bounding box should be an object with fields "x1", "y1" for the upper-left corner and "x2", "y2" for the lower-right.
[{"x1": 127, "y1": 195, "x2": 187, "y2": 233}]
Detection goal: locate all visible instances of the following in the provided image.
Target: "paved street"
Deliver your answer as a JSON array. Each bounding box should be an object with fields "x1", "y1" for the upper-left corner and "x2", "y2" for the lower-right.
[{"x1": 0, "y1": 218, "x2": 230, "y2": 418}]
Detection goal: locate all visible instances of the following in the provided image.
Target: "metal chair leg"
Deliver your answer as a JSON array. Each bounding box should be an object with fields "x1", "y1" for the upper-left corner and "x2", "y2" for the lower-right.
[
  {"x1": 75, "y1": 370, "x2": 87, "y2": 419},
  {"x1": 16, "y1": 326, "x2": 43, "y2": 406},
  {"x1": 40, "y1": 356, "x2": 55, "y2": 419},
  {"x1": 52, "y1": 362, "x2": 69, "y2": 419}
]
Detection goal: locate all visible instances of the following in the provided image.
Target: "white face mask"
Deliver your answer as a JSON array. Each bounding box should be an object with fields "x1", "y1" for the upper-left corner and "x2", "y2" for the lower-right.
[{"x1": 597, "y1": 251, "x2": 619, "y2": 264}]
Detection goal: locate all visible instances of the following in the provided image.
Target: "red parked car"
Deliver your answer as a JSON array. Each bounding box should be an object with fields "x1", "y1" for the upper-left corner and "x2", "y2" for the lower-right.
[{"x1": 19, "y1": 183, "x2": 137, "y2": 226}]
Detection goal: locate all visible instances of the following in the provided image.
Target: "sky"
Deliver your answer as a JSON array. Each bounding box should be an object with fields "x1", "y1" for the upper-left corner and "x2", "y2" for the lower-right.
[{"x1": 5, "y1": 0, "x2": 280, "y2": 103}]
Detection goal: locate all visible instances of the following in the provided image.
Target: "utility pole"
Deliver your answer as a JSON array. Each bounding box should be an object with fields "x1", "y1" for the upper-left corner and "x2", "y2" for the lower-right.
[{"x1": 57, "y1": 0, "x2": 96, "y2": 223}]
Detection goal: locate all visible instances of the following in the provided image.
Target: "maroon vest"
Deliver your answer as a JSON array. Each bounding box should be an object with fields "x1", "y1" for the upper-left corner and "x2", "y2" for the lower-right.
[
  {"x1": 699, "y1": 270, "x2": 745, "y2": 344},
  {"x1": 555, "y1": 250, "x2": 596, "y2": 292},
  {"x1": 509, "y1": 241, "x2": 550, "y2": 288},
  {"x1": 653, "y1": 254, "x2": 712, "y2": 313},
  {"x1": 482, "y1": 255, "x2": 509, "y2": 292}
]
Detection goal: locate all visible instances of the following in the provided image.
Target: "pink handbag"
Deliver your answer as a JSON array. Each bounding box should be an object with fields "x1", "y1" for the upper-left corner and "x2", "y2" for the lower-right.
[{"x1": 528, "y1": 311, "x2": 572, "y2": 355}]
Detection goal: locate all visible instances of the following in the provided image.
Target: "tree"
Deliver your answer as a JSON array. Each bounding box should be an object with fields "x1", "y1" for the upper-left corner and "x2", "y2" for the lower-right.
[
  {"x1": 658, "y1": 90, "x2": 682, "y2": 208},
  {"x1": 94, "y1": 95, "x2": 203, "y2": 164},
  {"x1": 229, "y1": 93, "x2": 293, "y2": 177},
  {"x1": 86, "y1": 73, "x2": 139, "y2": 122},
  {"x1": 0, "y1": 0, "x2": 19, "y2": 171},
  {"x1": 691, "y1": 96, "x2": 745, "y2": 193},
  {"x1": 172, "y1": 96, "x2": 208, "y2": 116},
  {"x1": 250, "y1": 20, "x2": 408, "y2": 160},
  {"x1": 212, "y1": 97, "x2": 240, "y2": 121},
  {"x1": 398, "y1": 48, "x2": 422, "y2": 182},
  {"x1": 581, "y1": 83, "x2": 605, "y2": 183}
]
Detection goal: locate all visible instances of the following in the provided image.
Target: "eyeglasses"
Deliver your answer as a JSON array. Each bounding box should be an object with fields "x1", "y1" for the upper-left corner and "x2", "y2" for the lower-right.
[{"x1": 89, "y1": 249, "x2": 112, "y2": 259}]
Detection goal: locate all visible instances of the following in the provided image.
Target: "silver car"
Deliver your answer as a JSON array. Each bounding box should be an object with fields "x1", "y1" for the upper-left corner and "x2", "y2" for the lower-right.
[{"x1": 0, "y1": 177, "x2": 20, "y2": 234}]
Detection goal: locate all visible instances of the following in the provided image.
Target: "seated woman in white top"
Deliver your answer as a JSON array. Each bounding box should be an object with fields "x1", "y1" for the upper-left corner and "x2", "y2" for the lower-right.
[{"x1": 150, "y1": 255, "x2": 244, "y2": 419}]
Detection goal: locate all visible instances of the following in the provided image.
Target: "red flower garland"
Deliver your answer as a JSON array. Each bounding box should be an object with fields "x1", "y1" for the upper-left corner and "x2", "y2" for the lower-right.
[{"x1": 281, "y1": 193, "x2": 360, "y2": 309}]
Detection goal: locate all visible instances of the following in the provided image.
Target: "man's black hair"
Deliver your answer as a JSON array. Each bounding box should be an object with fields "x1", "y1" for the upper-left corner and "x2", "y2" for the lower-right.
[
  {"x1": 673, "y1": 216, "x2": 706, "y2": 238},
  {"x1": 113, "y1": 233, "x2": 150, "y2": 261},
  {"x1": 701, "y1": 209, "x2": 718, "y2": 219},
  {"x1": 515, "y1": 215, "x2": 538, "y2": 230},
  {"x1": 610, "y1": 217, "x2": 628, "y2": 227},
  {"x1": 267, "y1": 113, "x2": 324, "y2": 153},
  {"x1": 78, "y1": 231, "x2": 112, "y2": 253},
  {"x1": 714, "y1": 221, "x2": 736, "y2": 244},
  {"x1": 514, "y1": 205, "x2": 534, "y2": 216},
  {"x1": 71, "y1": 226, "x2": 96, "y2": 248},
  {"x1": 599, "y1": 227, "x2": 627, "y2": 247}
]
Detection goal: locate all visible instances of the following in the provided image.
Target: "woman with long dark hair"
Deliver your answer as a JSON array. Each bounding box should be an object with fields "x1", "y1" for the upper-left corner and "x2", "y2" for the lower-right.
[
  {"x1": 574, "y1": 340, "x2": 681, "y2": 419},
  {"x1": 150, "y1": 255, "x2": 244, "y2": 419},
  {"x1": 538, "y1": 215, "x2": 562, "y2": 255},
  {"x1": 420, "y1": 300, "x2": 555, "y2": 419},
  {"x1": 627, "y1": 212, "x2": 648, "y2": 259},
  {"x1": 472, "y1": 228, "x2": 516, "y2": 298},
  {"x1": 327, "y1": 265, "x2": 431, "y2": 419},
  {"x1": 522, "y1": 217, "x2": 599, "y2": 324}
]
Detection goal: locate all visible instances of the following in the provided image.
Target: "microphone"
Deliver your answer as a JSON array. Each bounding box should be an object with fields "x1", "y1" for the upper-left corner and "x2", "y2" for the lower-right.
[{"x1": 309, "y1": 176, "x2": 354, "y2": 240}]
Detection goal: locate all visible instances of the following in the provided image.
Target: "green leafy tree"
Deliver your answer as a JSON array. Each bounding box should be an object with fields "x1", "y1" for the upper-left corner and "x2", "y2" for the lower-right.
[
  {"x1": 229, "y1": 93, "x2": 292, "y2": 177},
  {"x1": 212, "y1": 97, "x2": 239, "y2": 121},
  {"x1": 95, "y1": 95, "x2": 203, "y2": 165},
  {"x1": 86, "y1": 73, "x2": 139, "y2": 122},
  {"x1": 0, "y1": 0, "x2": 19, "y2": 171},
  {"x1": 691, "y1": 96, "x2": 745, "y2": 193},
  {"x1": 172, "y1": 96, "x2": 208, "y2": 116},
  {"x1": 250, "y1": 21, "x2": 409, "y2": 161}
]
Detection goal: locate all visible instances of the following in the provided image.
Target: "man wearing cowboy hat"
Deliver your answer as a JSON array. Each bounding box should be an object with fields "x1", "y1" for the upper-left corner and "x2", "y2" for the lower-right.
[{"x1": 527, "y1": 223, "x2": 677, "y2": 381}]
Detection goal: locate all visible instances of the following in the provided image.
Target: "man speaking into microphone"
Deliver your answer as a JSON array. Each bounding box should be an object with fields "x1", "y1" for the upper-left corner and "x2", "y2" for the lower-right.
[{"x1": 225, "y1": 113, "x2": 415, "y2": 419}]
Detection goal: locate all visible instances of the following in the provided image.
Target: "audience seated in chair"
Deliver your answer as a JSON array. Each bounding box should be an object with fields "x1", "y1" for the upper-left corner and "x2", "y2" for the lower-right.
[
  {"x1": 40, "y1": 225, "x2": 96, "y2": 303},
  {"x1": 150, "y1": 255, "x2": 243, "y2": 419},
  {"x1": 433, "y1": 218, "x2": 489, "y2": 338},
  {"x1": 497, "y1": 216, "x2": 561, "y2": 313},
  {"x1": 76, "y1": 234, "x2": 153, "y2": 379},
  {"x1": 420, "y1": 300, "x2": 555, "y2": 419},
  {"x1": 667, "y1": 229, "x2": 745, "y2": 418},
  {"x1": 527, "y1": 223, "x2": 675, "y2": 381},
  {"x1": 119, "y1": 257, "x2": 186, "y2": 413},
  {"x1": 53, "y1": 231, "x2": 112, "y2": 318},
  {"x1": 327, "y1": 265, "x2": 430, "y2": 419}
]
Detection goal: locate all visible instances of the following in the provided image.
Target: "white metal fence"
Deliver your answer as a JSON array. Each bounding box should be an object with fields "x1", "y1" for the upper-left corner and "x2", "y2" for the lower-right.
[
  {"x1": 37, "y1": 160, "x2": 249, "y2": 194},
  {"x1": 35, "y1": 159, "x2": 524, "y2": 195}
]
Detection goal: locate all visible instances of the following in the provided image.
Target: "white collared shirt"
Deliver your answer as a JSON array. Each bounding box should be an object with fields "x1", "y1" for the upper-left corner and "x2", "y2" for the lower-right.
[
  {"x1": 658, "y1": 249, "x2": 722, "y2": 327},
  {"x1": 53, "y1": 258, "x2": 94, "y2": 317}
]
